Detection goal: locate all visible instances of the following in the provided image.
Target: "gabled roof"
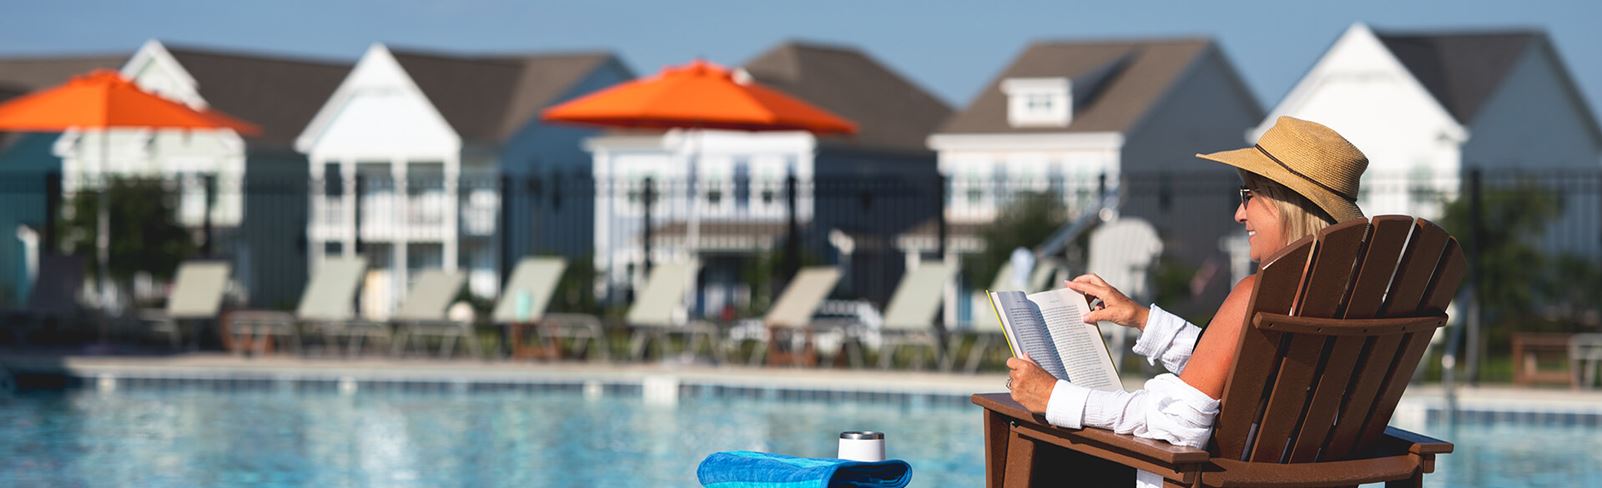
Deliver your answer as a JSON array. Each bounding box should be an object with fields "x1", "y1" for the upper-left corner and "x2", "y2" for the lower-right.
[
  {"x1": 938, "y1": 38, "x2": 1212, "y2": 135},
  {"x1": 389, "y1": 49, "x2": 620, "y2": 144},
  {"x1": 1374, "y1": 29, "x2": 1539, "y2": 124},
  {"x1": 740, "y1": 41, "x2": 951, "y2": 152},
  {"x1": 162, "y1": 45, "x2": 351, "y2": 149},
  {"x1": 0, "y1": 53, "x2": 127, "y2": 100}
]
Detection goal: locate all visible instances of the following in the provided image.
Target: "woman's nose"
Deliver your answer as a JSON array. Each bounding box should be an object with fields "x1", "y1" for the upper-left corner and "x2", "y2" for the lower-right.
[{"x1": 1234, "y1": 202, "x2": 1247, "y2": 223}]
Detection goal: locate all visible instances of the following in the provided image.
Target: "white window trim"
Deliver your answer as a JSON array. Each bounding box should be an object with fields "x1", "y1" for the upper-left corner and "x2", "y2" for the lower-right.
[{"x1": 1001, "y1": 77, "x2": 1072, "y2": 128}]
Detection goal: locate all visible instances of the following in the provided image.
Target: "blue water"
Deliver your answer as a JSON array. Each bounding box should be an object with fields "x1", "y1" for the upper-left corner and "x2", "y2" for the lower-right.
[
  {"x1": 0, "y1": 386, "x2": 1596, "y2": 487},
  {"x1": 0, "y1": 386, "x2": 983, "y2": 487}
]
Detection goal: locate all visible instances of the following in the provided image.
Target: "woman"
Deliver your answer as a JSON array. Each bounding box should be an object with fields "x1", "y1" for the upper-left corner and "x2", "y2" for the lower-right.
[{"x1": 1005, "y1": 116, "x2": 1371, "y2": 453}]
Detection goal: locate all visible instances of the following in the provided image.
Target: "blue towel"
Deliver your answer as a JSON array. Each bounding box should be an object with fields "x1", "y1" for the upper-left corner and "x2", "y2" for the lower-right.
[{"x1": 696, "y1": 451, "x2": 912, "y2": 488}]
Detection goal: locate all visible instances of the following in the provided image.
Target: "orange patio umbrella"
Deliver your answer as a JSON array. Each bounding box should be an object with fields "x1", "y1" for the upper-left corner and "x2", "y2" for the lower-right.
[
  {"x1": 0, "y1": 69, "x2": 260, "y2": 135},
  {"x1": 541, "y1": 59, "x2": 855, "y2": 134},
  {"x1": 543, "y1": 60, "x2": 855, "y2": 259},
  {"x1": 0, "y1": 69, "x2": 260, "y2": 314}
]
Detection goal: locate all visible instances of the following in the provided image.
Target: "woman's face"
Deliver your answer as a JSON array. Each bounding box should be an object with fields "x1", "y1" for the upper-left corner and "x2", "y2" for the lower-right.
[{"x1": 1235, "y1": 187, "x2": 1285, "y2": 262}]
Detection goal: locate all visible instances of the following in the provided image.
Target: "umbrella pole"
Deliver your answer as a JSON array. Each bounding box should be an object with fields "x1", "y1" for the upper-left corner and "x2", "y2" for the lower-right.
[
  {"x1": 685, "y1": 128, "x2": 701, "y2": 255},
  {"x1": 96, "y1": 130, "x2": 112, "y2": 344}
]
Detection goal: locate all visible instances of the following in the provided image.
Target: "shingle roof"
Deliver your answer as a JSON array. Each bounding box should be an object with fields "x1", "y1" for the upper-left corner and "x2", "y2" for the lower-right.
[
  {"x1": 1374, "y1": 29, "x2": 1539, "y2": 124},
  {"x1": 938, "y1": 38, "x2": 1212, "y2": 135},
  {"x1": 0, "y1": 53, "x2": 127, "y2": 99},
  {"x1": 390, "y1": 49, "x2": 619, "y2": 144},
  {"x1": 163, "y1": 45, "x2": 351, "y2": 150},
  {"x1": 741, "y1": 41, "x2": 952, "y2": 152}
]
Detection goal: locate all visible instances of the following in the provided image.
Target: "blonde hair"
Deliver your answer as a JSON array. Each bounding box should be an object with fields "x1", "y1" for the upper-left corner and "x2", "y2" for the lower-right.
[{"x1": 1240, "y1": 171, "x2": 1338, "y2": 245}]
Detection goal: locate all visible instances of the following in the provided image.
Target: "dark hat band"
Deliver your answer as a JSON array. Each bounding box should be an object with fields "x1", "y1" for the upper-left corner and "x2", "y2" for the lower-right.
[{"x1": 1254, "y1": 144, "x2": 1358, "y2": 202}]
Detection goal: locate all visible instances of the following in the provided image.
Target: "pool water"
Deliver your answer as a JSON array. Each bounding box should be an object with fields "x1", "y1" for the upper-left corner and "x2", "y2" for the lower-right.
[
  {"x1": 0, "y1": 386, "x2": 1596, "y2": 487},
  {"x1": 0, "y1": 387, "x2": 983, "y2": 487}
]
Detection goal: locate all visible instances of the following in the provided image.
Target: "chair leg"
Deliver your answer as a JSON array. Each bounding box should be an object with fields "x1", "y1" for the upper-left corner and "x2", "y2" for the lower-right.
[
  {"x1": 1003, "y1": 429, "x2": 1037, "y2": 488},
  {"x1": 965, "y1": 334, "x2": 991, "y2": 374}
]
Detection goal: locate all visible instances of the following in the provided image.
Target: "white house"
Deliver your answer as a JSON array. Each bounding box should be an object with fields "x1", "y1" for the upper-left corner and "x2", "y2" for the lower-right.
[
  {"x1": 1259, "y1": 24, "x2": 1602, "y2": 259},
  {"x1": 295, "y1": 44, "x2": 631, "y2": 318},
  {"x1": 584, "y1": 41, "x2": 952, "y2": 316},
  {"x1": 35, "y1": 41, "x2": 348, "y2": 307},
  {"x1": 926, "y1": 37, "x2": 1264, "y2": 321}
]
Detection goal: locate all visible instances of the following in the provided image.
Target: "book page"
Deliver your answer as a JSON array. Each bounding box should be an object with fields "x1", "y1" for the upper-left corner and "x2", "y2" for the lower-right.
[
  {"x1": 1029, "y1": 288, "x2": 1123, "y2": 392},
  {"x1": 990, "y1": 291, "x2": 1070, "y2": 381}
]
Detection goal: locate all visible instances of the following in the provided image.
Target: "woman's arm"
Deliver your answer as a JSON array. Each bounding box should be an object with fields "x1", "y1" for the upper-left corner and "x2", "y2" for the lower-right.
[
  {"x1": 1007, "y1": 275, "x2": 1259, "y2": 447},
  {"x1": 1177, "y1": 274, "x2": 1256, "y2": 399}
]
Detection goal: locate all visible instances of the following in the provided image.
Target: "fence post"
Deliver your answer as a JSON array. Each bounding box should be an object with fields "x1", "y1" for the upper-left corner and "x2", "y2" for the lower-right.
[
  {"x1": 352, "y1": 174, "x2": 364, "y2": 253},
  {"x1": 499, "y1": 174, "x2": 513, "y2": 287},
  {"x1": 201, "y1": 174, "x2": 215, "y2": 258},
  {"x1": 937, "y1": 174, "x2": 948, "y2": 258},
  {"x1": 1465, "y1": 167, "x2": 1484, "y2": 385},
  {"x1": 43, "y1": 170, "x2": 61, "y2": 253},
  {"x1": 784, "y1": 170, "x2": 801, "y2": 286},
  {"x1": 642, "y1": 176, "x2": 655, "y2": 276}
]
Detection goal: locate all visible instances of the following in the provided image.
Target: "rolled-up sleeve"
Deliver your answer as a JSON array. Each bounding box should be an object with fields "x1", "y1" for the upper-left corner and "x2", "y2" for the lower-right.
[
  {"x1": 1042, "y1": 374, "x2": 1220, "y2": 449},
  {"x1": 1131, "y1": 305, "x2": 1202, "y2": 374}
]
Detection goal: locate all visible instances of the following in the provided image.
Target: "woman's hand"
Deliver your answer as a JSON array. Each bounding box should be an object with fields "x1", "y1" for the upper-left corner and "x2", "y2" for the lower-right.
[
  {"x1": 1006, "y1": 354, "x2": 1057, "y2": 414},
  {"x1": 1064, "y1": 274, "x2": 1150, "y2": 331}
]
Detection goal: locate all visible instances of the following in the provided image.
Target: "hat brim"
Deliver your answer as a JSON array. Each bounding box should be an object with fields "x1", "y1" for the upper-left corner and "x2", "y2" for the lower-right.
[{"x1": 1195, "y1": 148, "x2": 1364, "y2": 222}]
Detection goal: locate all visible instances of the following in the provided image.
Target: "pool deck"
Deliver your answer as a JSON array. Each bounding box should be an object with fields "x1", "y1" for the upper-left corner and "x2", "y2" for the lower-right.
[{"x1": 4, "y1": 351, "x2": 1600, "y2": 417}]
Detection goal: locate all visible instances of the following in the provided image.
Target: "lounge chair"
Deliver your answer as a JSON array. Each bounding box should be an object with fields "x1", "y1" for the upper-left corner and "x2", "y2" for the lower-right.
[
  {"x1": 973, "y1": 215, "x2": 1466, "y2": 487},
  {"x1": 226, "y1": 257, "x2": 372, "y2": 356},
  {"x1": 2, "y1": 254, "x2": 86, "y2": 344},
  {"x1": 750, "y1": 266, "x2": 843, "y2": 367},
  {"x1": 625, "y1": 260, "x2": 722, "y2": 363},
  {"x1": 492, "y1": 257, "x2": 606, "y2": 361},
  {"x1": 960, "y1": 259, "x2": 1062, "y2": 374},
  {"x1": 142, "y1": 261, "x2": 231, "y2": 348},
  {"x1": 875, "y1": 262, "x2": 956, "y2": 370},
  {"x1": 389, "y1": 270, "x2": 472, "y2": 358}
]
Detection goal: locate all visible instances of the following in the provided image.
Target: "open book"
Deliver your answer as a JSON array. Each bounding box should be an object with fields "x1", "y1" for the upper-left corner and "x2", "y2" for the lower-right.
[{"x1": 988, "y1": 288, "x2": 1123, "y2": 392}]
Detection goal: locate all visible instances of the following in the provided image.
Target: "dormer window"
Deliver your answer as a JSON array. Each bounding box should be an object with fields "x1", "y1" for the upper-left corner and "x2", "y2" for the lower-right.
[{"x1": 1002, "y1": 77, "x2": 1071, "y2": 127}]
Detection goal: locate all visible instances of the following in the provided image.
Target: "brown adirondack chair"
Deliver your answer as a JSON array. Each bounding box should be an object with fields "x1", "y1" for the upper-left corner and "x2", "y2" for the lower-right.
[{"x1": 972, "y1": 215, "x2": 1467, "y2": 487}]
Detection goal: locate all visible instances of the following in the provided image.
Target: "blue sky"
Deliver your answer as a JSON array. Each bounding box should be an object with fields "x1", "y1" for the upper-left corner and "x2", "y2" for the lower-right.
[{"x1": 3, "y1": 0, "x2": 1600, "y2": 117}]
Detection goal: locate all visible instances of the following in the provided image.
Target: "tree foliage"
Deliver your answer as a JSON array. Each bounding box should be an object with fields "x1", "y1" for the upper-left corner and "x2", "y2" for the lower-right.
[
  {"x1": 965, "y1": 191, "x2": 1068, "y2": 290},
  {"x1": 58, "y1": 177, "x2": 195, "y2": 284}
]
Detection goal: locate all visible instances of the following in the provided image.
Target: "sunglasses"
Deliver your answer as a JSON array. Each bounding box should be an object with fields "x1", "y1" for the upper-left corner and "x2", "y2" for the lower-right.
[{"x1": 1238, "y1": 186, "x2": 1254, "y2": 207}]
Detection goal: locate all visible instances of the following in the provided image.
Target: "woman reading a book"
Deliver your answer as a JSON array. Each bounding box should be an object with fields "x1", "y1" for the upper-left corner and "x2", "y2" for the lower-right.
[{"x1": 1005, "y1": 116, "x2": 1371, "y2": 451}]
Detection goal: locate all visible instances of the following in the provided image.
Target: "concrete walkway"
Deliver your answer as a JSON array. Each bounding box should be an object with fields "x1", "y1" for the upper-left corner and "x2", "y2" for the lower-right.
[{"x1": 5, "y1": 352, "x2": 1600, "y2": 417}]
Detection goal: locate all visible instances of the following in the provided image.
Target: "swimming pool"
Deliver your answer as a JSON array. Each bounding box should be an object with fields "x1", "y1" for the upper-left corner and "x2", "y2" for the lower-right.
[{"x1": 0, "y1": 384, "x2": 1595, "y2": 487}]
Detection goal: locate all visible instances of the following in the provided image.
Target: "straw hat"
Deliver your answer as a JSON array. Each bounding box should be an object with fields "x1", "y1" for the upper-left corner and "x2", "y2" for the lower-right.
[{"x1": 1196, "y1": 116, "x2": 1367, "y2": 222}]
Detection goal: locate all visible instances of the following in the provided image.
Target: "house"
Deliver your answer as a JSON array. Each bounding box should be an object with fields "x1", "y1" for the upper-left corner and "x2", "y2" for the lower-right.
[
  {"x1": 584, "y1": 41, "x2": 952, "y2": 316},
  {"x1": 294, "y1": 44, "x2": 632, "y2": 318},
  {"x1": 45, "y1": 41, "x2": 351, "y2": 308},
  {"x1": 0, "y1": 53, "x2": 126, "y2": 305},
  {"x1": 1258, "y1": 23, "x2": 1602, "y2": 259},
  {"x1": 925, "y1": 37, "x2": 1263, "y2": 323}
]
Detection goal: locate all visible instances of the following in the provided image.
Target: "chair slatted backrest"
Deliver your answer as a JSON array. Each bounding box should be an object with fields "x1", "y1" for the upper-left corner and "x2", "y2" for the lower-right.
[
  {"x1": 393, "y1": 270, "x2": 466, "y2": 322},
  {"x1": 297, "y1": 257, "x2": 367, "y2": 322},
  {"x1": 626, "y1": 261, "x2": 700, "y2": 327},
  {"x1": 166, "y1": 261, "x2": 231, "y2": 319},
  {"x1": 492, "y1": 258, "x2": 567, "y2": 323},
  {"x1": 881, "y1": 262, "x2": 955, "y2": 331},
  {"x1": 765, "y1": 267, "x2": 841, "y2": 328},
  {"x1": 1212, "y1": 216, "x2": 1466, "y2": 464}
]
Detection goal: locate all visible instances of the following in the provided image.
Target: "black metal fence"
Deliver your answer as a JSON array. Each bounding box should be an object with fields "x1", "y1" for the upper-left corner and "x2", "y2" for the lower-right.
[{"x1": 3, "y1": 166, "x2": 1599, "y2": 369}]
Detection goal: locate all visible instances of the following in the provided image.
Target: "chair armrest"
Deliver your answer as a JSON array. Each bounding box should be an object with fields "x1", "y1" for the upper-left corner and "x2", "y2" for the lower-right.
[
  {"x1": 972, "y1": 393, "x2": 1211, "y2": 466},
  {"x1": 1381, "y1": 426, "x2": 1453, "y2": 456}
]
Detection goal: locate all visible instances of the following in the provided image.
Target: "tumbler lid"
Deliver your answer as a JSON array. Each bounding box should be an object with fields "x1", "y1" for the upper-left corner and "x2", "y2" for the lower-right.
[{"x1": 839, "y1": 431, "x2": 884, "y2": 440}]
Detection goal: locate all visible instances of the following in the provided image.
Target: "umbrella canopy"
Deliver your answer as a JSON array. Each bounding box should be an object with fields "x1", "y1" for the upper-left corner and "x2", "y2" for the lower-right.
[
  {"x1": 0, "y1": 69, "x2": 260, "y2": 135},
  {"x1": 542, "y1": 60, "x2": 855, "y2": 135}
]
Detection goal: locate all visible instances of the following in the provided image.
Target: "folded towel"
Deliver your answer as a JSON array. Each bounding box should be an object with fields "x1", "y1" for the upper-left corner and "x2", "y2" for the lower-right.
[{"x1": 696, "y1": 451, "x2": 912, "y2": 488}]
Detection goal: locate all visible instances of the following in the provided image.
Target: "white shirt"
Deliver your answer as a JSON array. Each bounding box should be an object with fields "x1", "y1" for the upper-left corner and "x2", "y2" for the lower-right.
[{"x1": 1040, "y1": 305, "x2": 1216, "y2": 487}]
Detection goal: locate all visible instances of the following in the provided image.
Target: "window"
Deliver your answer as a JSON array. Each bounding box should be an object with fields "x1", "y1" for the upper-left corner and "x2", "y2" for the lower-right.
[
  {"x1": 1001, "y1": 78, "x2": 1072, "y2": 127},
  {"x1": 733, "y1": 160, "x2": 751, "y2": 211},
  {"x1": 322, "y1": 162, "x2": 343, "y2": 197}
]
